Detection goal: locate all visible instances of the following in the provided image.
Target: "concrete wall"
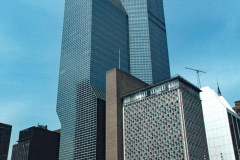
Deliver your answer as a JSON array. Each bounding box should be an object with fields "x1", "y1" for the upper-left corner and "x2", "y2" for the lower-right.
[{"x1": 106, "y1": 68, "x2": 148, "y2": 160}]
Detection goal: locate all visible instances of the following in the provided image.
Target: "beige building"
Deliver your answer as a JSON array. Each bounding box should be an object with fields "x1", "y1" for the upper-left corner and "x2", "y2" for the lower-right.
[{"x1": 106, "y1": 68, "x2": 209, "y2": 160}]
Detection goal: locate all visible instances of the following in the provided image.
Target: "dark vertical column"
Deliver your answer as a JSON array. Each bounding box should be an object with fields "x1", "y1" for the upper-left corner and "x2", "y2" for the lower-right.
[
  {"x1": 233, "y1": 116, "x2": 240, "y2": 159},
  {"x1": 96, "y1": 99, "x2": 106, "y2": 160},
  {"x1": 228, "y1": 113, "x2": 239, "y2": 160}
]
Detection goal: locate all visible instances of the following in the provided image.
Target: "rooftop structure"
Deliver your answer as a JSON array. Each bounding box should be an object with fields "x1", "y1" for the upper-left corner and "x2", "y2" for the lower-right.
[
  {"x1": 11, "y1": 126, "x2": 60, "y2": 160},
  {"x1": 233, "y1": 100, "x2": 240, "y2": 116}
]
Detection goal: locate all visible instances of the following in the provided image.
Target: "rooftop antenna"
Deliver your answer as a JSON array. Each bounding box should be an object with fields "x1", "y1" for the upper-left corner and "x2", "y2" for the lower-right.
[{"x1": 185, "y1": 67, "x2": 206, "y2": 88}]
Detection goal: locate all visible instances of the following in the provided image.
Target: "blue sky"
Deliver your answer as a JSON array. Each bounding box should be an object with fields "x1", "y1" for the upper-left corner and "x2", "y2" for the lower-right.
[{"x1": 0, "y1": 0, "x2": 239, "y2": 159}]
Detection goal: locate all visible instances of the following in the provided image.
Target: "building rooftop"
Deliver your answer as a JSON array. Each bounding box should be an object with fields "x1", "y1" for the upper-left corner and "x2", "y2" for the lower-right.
[
  {"x1": 18, "y1": 126, "x2": 60, "y2": 142},
  {"x1": 54, "y1": 129, "x2": 61, "y2": 133},
  {"x1": 0, "y1": 122, "x2": 12, "y2": 127},
  {"x1": 235, "y1": 100, "x2": 240, "y2": 107},
  {"x1": 201, "y1": 86, "x2": 236, "y2": 114},
  {"x1": 122, "y1": 75, "x2": 201, "y2": 98}
]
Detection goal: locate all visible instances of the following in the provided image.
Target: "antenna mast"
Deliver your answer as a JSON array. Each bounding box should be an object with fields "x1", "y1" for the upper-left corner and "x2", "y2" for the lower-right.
[{"x1": 185, "y1": 67, "x2": 206, "y2": 88}]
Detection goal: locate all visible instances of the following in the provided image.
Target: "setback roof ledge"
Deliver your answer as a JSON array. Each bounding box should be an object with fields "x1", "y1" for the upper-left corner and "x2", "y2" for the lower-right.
[{"x1": 122, "y1": 75, "x2": 201, "y2": 98}]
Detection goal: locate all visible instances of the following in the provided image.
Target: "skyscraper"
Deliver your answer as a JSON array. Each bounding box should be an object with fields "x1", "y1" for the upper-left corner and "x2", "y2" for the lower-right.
[
  {"x1": 122, "y1": 0, "x2": 171, "y2": 84},
  {"x1": 56, "y1": 0, "x2": 129, "y2": 159},
  {"x1": 57, "y1": 0, "x2": 171, "y2": 159}
]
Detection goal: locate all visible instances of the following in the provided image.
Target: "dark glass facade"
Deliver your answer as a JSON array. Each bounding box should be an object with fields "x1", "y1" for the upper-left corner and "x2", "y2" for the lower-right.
[
  {"x1": 56, "y1": 0, "x2": 129, "y2": 159},
  {"x1": 0, "y1": 123, "x2": 12, "y2": 160},
  {"x1": 121, "y1": 0, "x2": 170, "y2": 84},
  {"x1": 228, "y1": 112, "x2": 240, "y2": 160},
  {"x1": 11, "y1": 127, "x2": 60, "y2": 160}
]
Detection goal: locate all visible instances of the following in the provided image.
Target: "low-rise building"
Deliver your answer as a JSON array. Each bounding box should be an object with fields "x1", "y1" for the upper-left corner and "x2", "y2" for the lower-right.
[
  {"x1": 11, "y1": 125, "x2": 60, "y2": 160},
  {"x1": 106, "y1": 69, "x2": 209, "y2": 160}
]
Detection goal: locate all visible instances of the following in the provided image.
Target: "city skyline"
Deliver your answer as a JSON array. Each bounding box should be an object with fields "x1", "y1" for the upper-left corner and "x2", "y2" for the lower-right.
[{"x1": 0, "y1": 0, "x2": 239, "y2": 160}]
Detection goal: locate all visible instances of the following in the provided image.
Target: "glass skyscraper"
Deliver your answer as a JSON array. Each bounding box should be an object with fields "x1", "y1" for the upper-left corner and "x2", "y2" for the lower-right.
[
  {"x1": 121, "y1": 0, "x2": 170, "y2": 84},
  {"x1": 57, "y1": 0, "x2": 170, "y2": 159},
  {"x1": 56, "y1": 0, "x2": 129, "y2": 159}
]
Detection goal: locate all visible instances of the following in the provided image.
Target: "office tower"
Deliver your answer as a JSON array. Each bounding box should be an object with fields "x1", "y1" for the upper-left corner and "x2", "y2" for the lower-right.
[
  {"x1": 0, "y1": 123, "x2": 12, "y2": 160},
  {"x1": 201, "y1": 87, "x2": 240, "y2": 160},
  {"x1": 106, "y1": 69, "x2": 209, "y2": 160},
  {"x1": 11, "y1": 125, "x2": 60, "y2": 160},
  {"x1": 56, "y1": 0, "x2": 129, "y2": 159},
  {"x1": 233, "y1": 100, "x2": 240, "y2": 116},
  {"x1": 121, "y1": 0, "x2": 171, "y2": 84}
]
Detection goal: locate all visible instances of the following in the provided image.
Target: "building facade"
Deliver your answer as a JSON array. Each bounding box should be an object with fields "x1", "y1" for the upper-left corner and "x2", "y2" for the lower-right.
[
  {"x1": 233, "y1": 100, "x2": 240, "y2": 116},
  {"x1": 106, "y1": 69, "x2": 148, "y2": 160},
  {"x1": 11, "y1": 126, "x2": 60, "y2": 160},
  {"x1": 121, "y1": 0, "x2": 171, "y2": 84},
  {"x1": 201, "y1": 87, "x2": 240, "y2": 160},
  {"x1": 57, "y1": 0, "x2": 171, "y2": 159},
  {"x1": 122, "y1": 76, "x2": 209, "y2": 160},
  {"x1": 106, "y1": 69, "x2": 209, "y2": 160},
  {"x1": 56, "y1": 0, "x2": 129, "y2": 159},
  {"x1": 0, "y1": 123, "x2": 12, "y2": 160}
]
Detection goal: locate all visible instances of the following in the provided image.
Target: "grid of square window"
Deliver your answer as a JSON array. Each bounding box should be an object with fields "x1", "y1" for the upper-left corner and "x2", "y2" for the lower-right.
[
  {"x1": 123, "y1": 89, "x2": 185, "y2": 160},
  {"x1": 121, "y1": 0, "x2": 170, "y2": 84},
  {"x1": 57, "y1": 0, "x2": 129, "y2": 160},
  {"x1": 123, "y1": 79, "x2": 209, "y2": 160}
]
